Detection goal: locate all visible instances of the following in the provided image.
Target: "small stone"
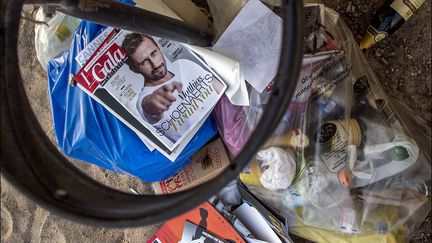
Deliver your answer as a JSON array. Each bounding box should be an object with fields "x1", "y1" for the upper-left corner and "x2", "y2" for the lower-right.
[
  {"x1": 347, "y1": 1, "x2": 353, "y2": 12},
  {"x1": 386, "y1": 52, "x2": 396, "y2": 57},
  {"x1": 381, "y1": 57, "x2": 389, "y2": 65}
]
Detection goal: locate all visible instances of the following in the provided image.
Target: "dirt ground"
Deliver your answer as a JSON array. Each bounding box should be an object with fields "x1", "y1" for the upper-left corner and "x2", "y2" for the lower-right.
[{"x1": 1, "y1": 0, "x2": 431, "y2": 242}]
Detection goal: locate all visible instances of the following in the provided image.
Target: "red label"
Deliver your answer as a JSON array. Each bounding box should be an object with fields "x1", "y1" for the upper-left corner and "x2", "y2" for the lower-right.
[
  {"x1": 75, "y1": 42, "x2": 127, "y2": 93},
  {"x1": 160, "y1": 173, "x2": 184, "y2": 193}
]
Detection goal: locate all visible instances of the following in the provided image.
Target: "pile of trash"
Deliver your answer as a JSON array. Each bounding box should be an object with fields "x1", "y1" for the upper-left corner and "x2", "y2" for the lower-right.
[
  {"x1": 37, "y1": 0, "x2": 430, "y2": 242},
  {"x1": 228, "y1": 2, "x2": 431, "y2": 242}
]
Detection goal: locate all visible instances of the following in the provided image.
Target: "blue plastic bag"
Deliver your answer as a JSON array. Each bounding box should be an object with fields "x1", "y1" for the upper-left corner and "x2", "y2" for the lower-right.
[{"x1": 46, "y1": 5, "x2": 217, "y2": 182}]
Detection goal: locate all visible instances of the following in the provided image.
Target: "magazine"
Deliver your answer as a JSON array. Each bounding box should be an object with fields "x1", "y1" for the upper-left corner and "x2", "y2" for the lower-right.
[
  {"x1": 180, "y1": 221, "x2": 228, "y2": 243},
  {"x1": 75, "y1": 28, "x2": 215, "y2": 157},
  {"x1": 146, "y1": 201, "x2": 245, "y2": 243},
  {"x1": 74, "y1": 29, "x2": 227, "y2": 160},
  {"x1": 75, "y1": 27, "x2": 115, "y2": 67}
]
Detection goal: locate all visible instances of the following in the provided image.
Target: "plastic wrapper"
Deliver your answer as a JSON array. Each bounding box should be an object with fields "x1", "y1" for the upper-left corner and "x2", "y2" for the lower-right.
[
  {"x1": 213, "y1": 4, "x2": 431, "y2": 242},
  {"x1": 35, "y1": 8, "x2": 81, "y2": 70},
  {"x1": 46, "y1": 0, "x2": 217, "y2": 182}
]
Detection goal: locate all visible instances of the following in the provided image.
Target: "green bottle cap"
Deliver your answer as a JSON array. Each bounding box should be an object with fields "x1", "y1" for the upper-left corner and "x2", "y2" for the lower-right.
[{"x1": 391, "y1": 146, "x2": 409, "y2": 161}]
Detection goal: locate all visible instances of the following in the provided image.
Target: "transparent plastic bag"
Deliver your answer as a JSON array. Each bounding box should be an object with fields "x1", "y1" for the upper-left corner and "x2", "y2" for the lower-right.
[
  {"x1": 212, "y1": 3, "x2": 431, "y2": 242},
  {"x1": 35, "y1": 8, "x2": 81, "y2": 70}
]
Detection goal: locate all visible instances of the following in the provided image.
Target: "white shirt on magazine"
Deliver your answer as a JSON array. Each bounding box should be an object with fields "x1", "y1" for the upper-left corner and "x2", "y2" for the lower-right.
[{"x1": 136, "y1": 59, "x2": 217, "y2": 144}]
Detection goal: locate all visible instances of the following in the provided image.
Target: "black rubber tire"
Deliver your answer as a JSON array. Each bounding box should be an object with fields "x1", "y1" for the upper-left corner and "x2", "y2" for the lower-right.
[{"x1": 1, "y1": 0, "x2": 303, "y2": 227}]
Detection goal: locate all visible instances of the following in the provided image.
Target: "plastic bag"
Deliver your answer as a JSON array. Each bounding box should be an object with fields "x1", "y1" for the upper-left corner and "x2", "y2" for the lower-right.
[
  {"x1": 47, "y1": 0, "x2": 217, "y2": 182},
  {"x1": 212, "y1": 3, "x2": 431, "y2": 241},
  {"x1": 35, "y1": 8, "x2": 81, "y2": 70}
]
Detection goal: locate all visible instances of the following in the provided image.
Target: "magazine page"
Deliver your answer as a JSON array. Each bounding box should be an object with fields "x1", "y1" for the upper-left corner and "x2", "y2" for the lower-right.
[
  {"x1": 75, "y1": 27, "x2": 158, "y2": 151},
  {"x1": 75, "y1": 29, "x2": 227, "y2": 153},
  {"x1": 75, "y1": 33, "x2": 215, "y2": 161},
  {"x1": 180, "y1": 221, "x2": 229, "y2": 243},
  {"x1": 75, "y1": 27, "x2": 115, "y2": 67},
  {"x1": 147, "y1": 202, "x2": 245, "y2": 243}
]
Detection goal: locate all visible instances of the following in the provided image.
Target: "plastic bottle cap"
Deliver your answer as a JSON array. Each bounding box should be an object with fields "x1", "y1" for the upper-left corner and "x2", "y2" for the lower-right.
[
  {"x1": 349, "y1": 119, "x2": 362, "y2": 146},
  {"x1": 338, "y1": 169, "x2": 352, "y2": 188},
  {"x1": 391, "y1": 146, "x2": 409, "y2": 161},
  {"x1": 289, "y1": 129, "x2": 310, "y2": 149}
]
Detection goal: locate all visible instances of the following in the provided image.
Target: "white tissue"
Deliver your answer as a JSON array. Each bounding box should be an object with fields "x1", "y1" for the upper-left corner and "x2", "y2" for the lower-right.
[
  {"x1": 212, "y1": 0, "x2": 283, "y2": 93},
  {"x1": 256, "y1": 147, "x2": 296, "y2": 190}
]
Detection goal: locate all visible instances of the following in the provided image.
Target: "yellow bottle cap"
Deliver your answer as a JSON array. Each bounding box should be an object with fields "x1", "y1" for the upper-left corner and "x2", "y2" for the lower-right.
[
  {"x1": 349, "y1": 119, "x2": 362, "y2": 146},
  {"x1": 239, "y1": 173, "x2": 262, "y2": 186},
  {"x1": 360, "y1": 33, "x2": 375, "y2": 49},
  {"x1": 239, "y1": 163, "x2": 263, "y2": 186},
  {"x1": 360, "y1": 26, "x2": 389, "y2": 49}
]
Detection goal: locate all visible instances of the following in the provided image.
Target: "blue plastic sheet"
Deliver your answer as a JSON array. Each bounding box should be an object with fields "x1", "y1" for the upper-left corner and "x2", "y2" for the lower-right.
[{"x1": 46, "y1": 3, "x2": 217, "y2": 182}]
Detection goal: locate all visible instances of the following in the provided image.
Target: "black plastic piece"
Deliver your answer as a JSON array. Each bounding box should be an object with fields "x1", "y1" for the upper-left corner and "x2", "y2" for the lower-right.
[{"x1": 27, "y1": 0, "x2": 213, "y2": 46}]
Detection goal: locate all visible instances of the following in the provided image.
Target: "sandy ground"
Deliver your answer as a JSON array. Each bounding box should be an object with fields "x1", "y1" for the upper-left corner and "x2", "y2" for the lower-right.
[{"x1": 1, "y1": 0, "x2": 431, "y2": 242}]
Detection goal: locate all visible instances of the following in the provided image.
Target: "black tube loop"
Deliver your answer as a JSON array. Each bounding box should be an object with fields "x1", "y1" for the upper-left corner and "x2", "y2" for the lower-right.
[
  {"x1": 1, "y1": 0, "x2": 303, "y2": 226},
  {"x1": 27, "y1": 0, "x2": 213, "y2": 46}
]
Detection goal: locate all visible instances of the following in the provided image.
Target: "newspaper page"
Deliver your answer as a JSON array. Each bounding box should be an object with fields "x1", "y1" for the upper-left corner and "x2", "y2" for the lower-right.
[{"x1": 74, "y1": 29, "x2": 227, "y2": 159}]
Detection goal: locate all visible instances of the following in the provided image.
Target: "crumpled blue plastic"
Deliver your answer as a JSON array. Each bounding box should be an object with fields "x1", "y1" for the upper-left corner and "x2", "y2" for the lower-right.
[{"x1": 46, "y1": 0, "x2": 217, "y2": 182}]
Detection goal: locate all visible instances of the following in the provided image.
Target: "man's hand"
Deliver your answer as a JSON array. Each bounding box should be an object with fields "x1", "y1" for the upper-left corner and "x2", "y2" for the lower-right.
[{"x1": 142, "y1": 82, "x2": 182, "y2": 123}]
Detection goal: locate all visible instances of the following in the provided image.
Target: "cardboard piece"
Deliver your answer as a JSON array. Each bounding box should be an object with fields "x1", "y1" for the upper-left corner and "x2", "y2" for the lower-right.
[
  {"x1": 152, "y1": 138, "x2": 230, "y2": 194},
  {"x1": 237, "y1": 182, "x2": 293, "y2": 243},
  {"x1": 233, "y1": 203, "x2": 282, "y2": 243},
  {"x1": 162, "y1": 0, "x2": 212, "y2": 33}
]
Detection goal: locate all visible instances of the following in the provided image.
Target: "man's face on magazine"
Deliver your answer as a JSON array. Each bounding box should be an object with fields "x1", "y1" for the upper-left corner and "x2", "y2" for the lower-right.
[{"x1": 130, "y1": 38, "x2": 168, "y2": 81}]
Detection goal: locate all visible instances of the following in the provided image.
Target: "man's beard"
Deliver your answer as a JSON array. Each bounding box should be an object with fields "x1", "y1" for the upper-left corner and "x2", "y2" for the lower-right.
[{"x1": 146, "y1": 64, "x2": 167, "y2": 81}]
